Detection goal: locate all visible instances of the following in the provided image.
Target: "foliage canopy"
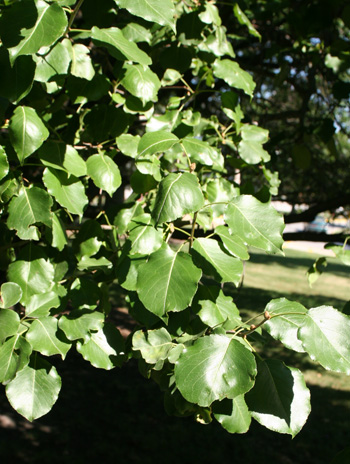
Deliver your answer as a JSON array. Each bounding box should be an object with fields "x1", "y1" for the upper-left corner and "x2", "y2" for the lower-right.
[{"x1": 0, "y1": 0, "x2": 349, "y2": 439}]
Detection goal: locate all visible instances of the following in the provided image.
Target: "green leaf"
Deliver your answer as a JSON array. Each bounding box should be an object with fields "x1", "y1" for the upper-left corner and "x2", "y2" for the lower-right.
[
  {"x1": 238, "y1": 139, "x2": 270, "y2": 164},
  {"x1": 116, "y1": 250, "x2": 148, "y2": 292},
  {"x1": 0, "y1": 309, "x2": 20, "y2": 343},
  {"x1": 325, "y1": 243, "x2": 350, "y2": 266},
  {"x1": 51, "y1": 212, "x2": 68, "y2": 251},
  {"x1": 198, "y1": 290, "x2": 241, "y2": 328},
  {"x1": 264, "y1": 298, "x2": 308, "y2": 353},
  {"x1": 175, "y1": 334, "x2": 256, "y2": 407},
  {"x1": 152, "y1": 172, "x2": 205, "y2": 224},
  {"x1": 76, "y1": 323, "x2": 125, "y2": 370},
  {"x1": 116, "y1": 134, "x2": 140, "y2": 158},
  {"x1": 121, "y1": 64, "x2": 161, "y2": 105},
  {"x1": 307, "y1": 257, "x2": 328, "y2": 286},
  {"x1": 43, "y1": 168, "x2": 88, "y2": 217},
  {"x1": 215, "y1": 225, "x2": 249, "y2": 260},
  {"x1": 115, "y1": 0, "x2": 176, "y2": 32},
  {"x1": 181, "y1": 137, "x2": 218, "y2": 166},
  {"x1": 225, "y1": 195, "x2": 285, "y2": 255},
  {"x1": 7, "y1": 245, "x2": 55, "y2": 305},
  {"x1": 70, "y1": 43, "x2": 95, "y2": 80},
  {"x1": 199, "y1": 3, "x2": 222, "y2": 25},
  {"x1": 59, "y1": 310, "x2": 104, "y2": 343},
  {"x1": 73, "y1": 219, "x2": 104, "y2": 259},
  {"x1": 0, "y1": 49, "x2": 35, "y2": 103},
  {"x1": 213, "y1": 59, "x2": 255, "y2": 97},
  {"x1": 25, "y1": 291, "x2": 61, "y2": 318},
  {"x1": 91, "y1": 26, "x2": 151, "y2": 66},
  {"x1": 26, "y1": 317, "x2": 71, "y2": 359},
  {"x1": 246, "y1": 359, "x2": 311, "y2": 437},
  {"x1": 0, "y1": 282, "x2": 22, "y2": 309},
  {"x1": 0, "y1": 335, "x2": 31, "y2": 384},
  {"x1": 298, "y1": 306, "x2": 350, "y2": 374},
  {"x1": 240, "y1": 124, "x2": 269, "y2": 143},
  {"x1": 213, "y1": 396, "x2": 251, "y2": 434},
  {"x1": 9, "y1": 106, "x2": 49, "y2": 164},
  {"x1": 233, "y1": 3, "x2": 261, "y2": 39},
  {"x1": 122, "y1": 22, "x2": 152, "y2": 44},
  {"x1": 6, "y1": 356, "x2": 61, "y2": 421},
  {"x1": 191, "y1": 238, "x2": 243, "y2": 285},
  {"x1": 0, "y1": 147, "x2": 9, "y2": 181},
  {"x1": 132, "y1": 328, "x2": 173, "y2": 364},
  {"x1": 7, "y1": 186, "x2": 53, "y2": 239},
  {"x1": 34, "y1": 41, "x2": 71, "y2": 82},
  {"x1": 86, "y1": 152, "x2": 121, "y2": 197},
  {"x1": 136, "y1": 243, "x2": 202, "y2": 317},
  {"x1": 128, "y1": 213, "x2": 163, "y2": 255},
  {"x1": 38, "y1": 142, "x2": 87, "y2": 177},
  {"x1": 137, "y1": 131, "x2": 179, "y2": 158},
  {"x1": 1, "y1": 0, "x2": 68, "y2": 63}
]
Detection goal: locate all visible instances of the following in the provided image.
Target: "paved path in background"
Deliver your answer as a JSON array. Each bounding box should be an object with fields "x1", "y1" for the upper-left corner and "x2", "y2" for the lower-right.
[{"x1": 283, "y1": 240, "x2": 335, "y2": 256}]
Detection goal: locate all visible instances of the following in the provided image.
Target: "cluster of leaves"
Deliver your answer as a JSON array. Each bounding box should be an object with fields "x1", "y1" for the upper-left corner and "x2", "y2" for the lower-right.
[{"x1": 0, "y1": 0, "x2": 350, "y2": 437}]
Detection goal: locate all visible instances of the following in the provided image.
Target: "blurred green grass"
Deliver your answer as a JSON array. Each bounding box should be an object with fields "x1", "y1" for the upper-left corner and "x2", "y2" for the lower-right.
[{"x1": 0, "y1": 247, "x2": 349, "y2": 464}]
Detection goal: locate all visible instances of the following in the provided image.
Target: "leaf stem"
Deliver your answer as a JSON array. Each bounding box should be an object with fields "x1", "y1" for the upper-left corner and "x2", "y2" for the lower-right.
[
  {"x1": 66, "y1": 0, "x2": 85, "y2": 33},
  {"x1": 189, "y1": 211, "x2": 198, "y2": 249}
]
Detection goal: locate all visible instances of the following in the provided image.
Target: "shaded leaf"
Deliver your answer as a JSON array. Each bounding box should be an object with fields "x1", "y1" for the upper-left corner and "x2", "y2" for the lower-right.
[
  {"x1": 34, "y1": 41, "x2": 71, "y2": 82},
  {"x1": 246, "y1": 358, "x2": 311, "y2": 437},
  {"x1": 307, "y1": 257, "x2": 328, "y2": 286},
  {"x1": 128, "y1": 213, "x2": 163, "y2": 255},
  {"x1": 198, "y1": 290, "x2": 241, "y2": 328},
  {"x1": 25, "y1": 291, "x2": 61, "y2": 318},
  {"x1": 0, "y1": 50, "x2": 35, "y2": 103},
  {"x1": 59, "y1": 310, "x2": 104, "y2": 342},
  {"x1": 38, "y1": 142, "x2": 87, "y2": 177},
  {"x1": 0, "y1": 335, "x2": 31, "y2": 384},
  {"x1": 0, "y1": 309, "x2": 20, "y2": 343},
  {"x1": 215, "y1": 225, "x2": 249, "y2": 260},
  {"x1": 132, "y1": 328, "x2": 173, "y2": 364}
]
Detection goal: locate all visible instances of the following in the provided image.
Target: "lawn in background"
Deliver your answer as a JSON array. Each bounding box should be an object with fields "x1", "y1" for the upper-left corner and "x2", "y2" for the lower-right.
[{"x1": 0, "y1": 248, "x2": 349, "y2": 464}]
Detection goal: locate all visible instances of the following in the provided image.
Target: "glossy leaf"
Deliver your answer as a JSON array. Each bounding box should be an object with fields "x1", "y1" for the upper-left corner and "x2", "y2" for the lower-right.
[
  {"x1": 128, "y1": 213, "x2": 163, "y2": 255},
  {"x1": 6, "y1": 356, "x2": 61, "y2": 421},
  {"x1": 0, "y1": 147, "x2": 9, "y2": 181},
  {"x1": 175, "y1": 334, "x2": 256, "y2": 407},
  {"x1": 26, "y1": 317, "x2": 71, "y2": 359},
  {"x1": 152, "y1": 172, "x2": 205, "y2": 224},
  {"x1": 122, "y1": 64, "x2": 161, "y2": 105},
  {"x1": 91, "y1": 26, "x2": 151, "y2": 66},
  {"x1": 76, "y1": 323, "x2": 125, "y2": 370},
  {"x1": 238, "y1": 139, "x2": 270, "y2": 164},
  {"x1": 264, "y1": 298, "x2": 308, "y2": 353},
  {"x1": 43, "y1": 168, "x2": 88, "y2": 217},
  {"x1": 7, "y1": 186, "x2": 53, "y2": 239},
  {"x1": 233, "y1": 3, "x2": 261, "y2": 39},
  {"x1": 0, "y1": 50, "x2": 35, "y2": 103},
  {"x1": 298, "y1": 306, "x2": 350, "y2": 374},
  {"x1": 70, "y1": 43, "x2": 95, "y2": 80},
  {"x1": 191, "y1": 238, "x2": 243, "y2": 285},
  {"x1": 137, "y1": 131, "x2": 179, "y2": 158},
  {"x1": 115, "y1": 0, "x2": 176, "y2": 31},
  {"x1": 25, "y1": 291, "x2": 61, "y2": 318},
  {"x1": 51, "y1": 212, "x2": 68, "y2": 251},
  {"x1": 213, "y1": 59, "x2": 255, "y2": 97},
  {"x1": 213, "y1": 396, "x2": 251, "y2": 434},
  {"x1": 0, "y1": 282, "x2": 22, "y2": 309},
  {"x1": 181, "y1": 137, "x2": 217, "y2": 166},
  {"x1": 1, "y1": 0, "x2": 68, "y2": 63},
  {"x1": 215, "y1": 225, "x2": 249, "y2": 260},
  {"x1": 137, "y1": 243, "x2": 202, "y2": 317},
  {"x1": 9, "y1": 106, "x2": 49, "y2": 164},
  {"x1": 0, "y1": 335, "x2": 31, "y2": 384},
  {"x1": 325, "y1": 243, "x2": 350, "y2": 266},
  {"x1": 86, "y1": 152, "x2": 121, "y2": 197},
  {"x1": 59, "y1": 310, "x2": 104, "y2": 342},
  {"x1": 132, "y1": 328, "x2": 173, "y2": 364},
  {"x1": 246, "y1": 359, "x2": 311, "y2": 437},
  {"x1": 225, "y1": 195, "x2": 285, "y2": 255}
]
